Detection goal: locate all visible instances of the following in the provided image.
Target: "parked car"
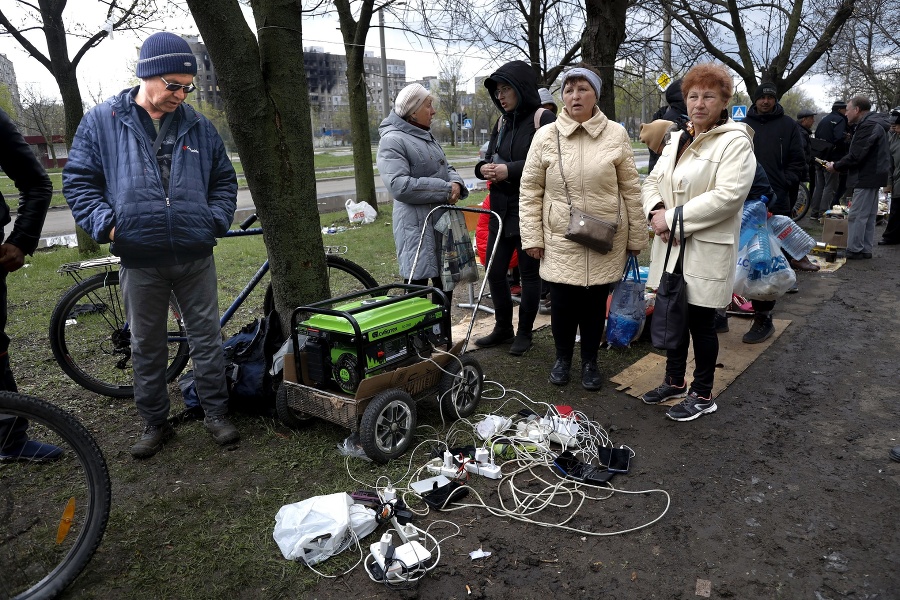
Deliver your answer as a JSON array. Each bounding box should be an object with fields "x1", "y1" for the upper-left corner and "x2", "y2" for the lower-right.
[{"x1": 479, "y1": 141, "x2": 489, "y2": 160}]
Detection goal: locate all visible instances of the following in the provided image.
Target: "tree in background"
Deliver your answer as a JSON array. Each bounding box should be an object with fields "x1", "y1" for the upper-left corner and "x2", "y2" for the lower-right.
[
  {"x1": 333, "y1": 0, "x2": 382, "y2": 214},
  {"x1": 19, "y1": 85, "x2": 66, "y2": 162},
  {"x1": 0, "y1": 1, "x2": 163, "y2": 146},
  {"x1": 0, "y1": 84, "x2": 16, "y2": 121},
  {"x1": 822, "y1": 0, "x2": 900, "y2": 109},
  {"x1": 406, "y1": 0, "x2": 581, "y2": 87},
  {"x1": 660, "y1": 0, "x2": 855, "y2": 99},
  {"x1": 435, "y1": 57, "x2": 464, "y2": 147},
  {"x1": 581, "y1": 0, "x2": 629, "y2": 120},
  {"x1": 185, "y1": 0, "x2": 329, "y2": 325}
]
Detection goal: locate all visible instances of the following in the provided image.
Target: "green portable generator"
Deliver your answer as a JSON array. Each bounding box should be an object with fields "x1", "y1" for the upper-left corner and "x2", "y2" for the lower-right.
[{"x1": 294, "y1": 285, "x2": 451, "y2": 393}]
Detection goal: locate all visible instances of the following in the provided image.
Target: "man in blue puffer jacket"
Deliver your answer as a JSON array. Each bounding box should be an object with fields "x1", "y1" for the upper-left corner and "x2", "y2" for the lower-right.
[{"x1": 64, "y1": 32, "x2": 238, "y2": 458}]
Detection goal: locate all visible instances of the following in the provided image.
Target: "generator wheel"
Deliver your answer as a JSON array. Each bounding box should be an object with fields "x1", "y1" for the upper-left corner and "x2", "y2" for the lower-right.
[
  {"x1": 436, "y1": 354, "x2": 483, "y2": 420},
  {"x1": 275, "y1": 383, "x2": 312, "y2": 429},
  {"x1": 360, "y1": 389, "x2": 416, "y2": 463}
]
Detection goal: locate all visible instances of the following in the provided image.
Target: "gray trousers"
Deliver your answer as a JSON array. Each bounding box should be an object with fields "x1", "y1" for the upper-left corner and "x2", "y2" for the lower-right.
[
  {"x1": 121, "y1": 256, "x2": 228, "y2": 425},
  {"x1": 847, "y1": 188, "x2": 880, "y2": 254},
  {"x1": 812, "y1": 168, "x2": 841, "y2": 216}
]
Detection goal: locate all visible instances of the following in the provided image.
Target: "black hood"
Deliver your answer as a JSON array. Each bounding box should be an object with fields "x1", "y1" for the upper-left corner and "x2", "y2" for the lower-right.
[
  {"x1": 665, "y1": 79, "x2": 685, "y2": 110},
  {"x1": 747, "y1": 102, "x2": 786, "y2": 123},
  {"x1": 484, "y1": 60, "x2": 541, "y2": 116}
]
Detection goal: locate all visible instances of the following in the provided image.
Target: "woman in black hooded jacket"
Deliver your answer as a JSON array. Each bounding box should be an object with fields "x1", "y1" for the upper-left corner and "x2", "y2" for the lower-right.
[{"x1": 474, "y1": 60, "x2": 556, "y2": 355}]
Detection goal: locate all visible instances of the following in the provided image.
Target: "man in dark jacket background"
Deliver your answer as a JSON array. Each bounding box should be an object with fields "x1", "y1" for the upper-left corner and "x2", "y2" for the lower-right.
[
  {"x1": 826, "y1": 96, "x2": 891, "y2": 259},
  {"x1": 0, "y1": 107, "x2": 61, "y2": 462},
  {"x1": 64, "y1": 32, "x2": 238, "y2": 458},
  {"x1": 811, "y1": 101, "x2": 850, "y2": 219},
  {"x1": 741, "y1": 82, "x2": 816, "y2": 344},
  {"x1": 473, "y1": 61, "x2": 556, "y2": 356}
]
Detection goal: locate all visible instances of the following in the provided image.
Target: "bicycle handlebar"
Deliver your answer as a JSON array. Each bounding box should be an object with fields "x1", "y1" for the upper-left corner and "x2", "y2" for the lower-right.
[{"x1": 239, "y1": 213, "x2": 259, "y2": 230}]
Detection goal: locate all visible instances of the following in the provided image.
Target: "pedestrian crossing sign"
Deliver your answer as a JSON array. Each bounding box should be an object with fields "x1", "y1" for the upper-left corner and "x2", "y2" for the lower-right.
[{"x1": 732, "y1": 105, "x2": 747, "y2": 121}]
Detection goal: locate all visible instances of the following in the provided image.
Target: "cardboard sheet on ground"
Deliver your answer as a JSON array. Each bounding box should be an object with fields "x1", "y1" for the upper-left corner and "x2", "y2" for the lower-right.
[
  {"x1": 610, "y1": 318, "x2": 791, "y2": 401},
  {"x1": 808, "y1": 254, "x2": 845, "y2": 274}
]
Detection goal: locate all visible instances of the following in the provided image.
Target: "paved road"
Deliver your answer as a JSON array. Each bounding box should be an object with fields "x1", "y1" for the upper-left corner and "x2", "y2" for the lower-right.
[{"x1": 30, "y1": 155, "x2": 648, "y2": 243}]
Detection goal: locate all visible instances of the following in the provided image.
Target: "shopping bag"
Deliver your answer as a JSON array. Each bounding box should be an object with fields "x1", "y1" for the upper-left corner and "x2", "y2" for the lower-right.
[
  {"x1": 345, "y1": 198, "x2": 377, "y2": 224},
  {"x1": 650, "y1": 206, "x2": 688, "y2": 351},
  {"x1": 606, "y1": 256, "x2": 646, "y2": 348},
  {"x1": 734, "y1": 230, "x2": 796, "y2": 301},
  {"x1": 435, "y1": 210, "x2": 478, "y2": 292}
]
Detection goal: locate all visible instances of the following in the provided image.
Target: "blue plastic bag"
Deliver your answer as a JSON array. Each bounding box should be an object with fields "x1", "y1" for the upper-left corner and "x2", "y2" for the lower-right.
[{"x1": 606, "y1": 256, "x2": 646, "y2": 348}]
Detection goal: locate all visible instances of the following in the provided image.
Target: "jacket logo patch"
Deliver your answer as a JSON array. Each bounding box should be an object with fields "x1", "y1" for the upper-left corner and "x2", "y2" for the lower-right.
[{"x1": 182, "y1": 145, "x2": 199, "y2": 154}]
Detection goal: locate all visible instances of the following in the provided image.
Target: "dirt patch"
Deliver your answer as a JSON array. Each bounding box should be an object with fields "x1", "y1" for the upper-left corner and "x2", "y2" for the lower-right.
[{"x1": 18, "y1": 248, "x2": 900, "y2": 599}]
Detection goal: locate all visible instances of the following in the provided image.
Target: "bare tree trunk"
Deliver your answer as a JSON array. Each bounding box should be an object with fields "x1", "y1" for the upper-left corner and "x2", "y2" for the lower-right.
[
  {"x1": 187, "y1": 0, "x2": 328, "y2": 330},
  {"x1": 335, "y1": 0, "x2": 379, "y2": 214},
  {"x1": 581, "y1": 0, "x2": 628, "y2": 120}
]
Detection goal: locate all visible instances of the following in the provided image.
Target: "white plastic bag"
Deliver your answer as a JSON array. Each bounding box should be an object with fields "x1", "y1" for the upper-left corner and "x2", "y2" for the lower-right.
[
  {"x1": 734, "y1": 231, "x2": 796, "y2": 301},
  {"x1": 345, "y1": 198, "x2": 377, "y2": 224},
  {"x1": 273, "y1": 492, "x2": 377, "y2": 564}
]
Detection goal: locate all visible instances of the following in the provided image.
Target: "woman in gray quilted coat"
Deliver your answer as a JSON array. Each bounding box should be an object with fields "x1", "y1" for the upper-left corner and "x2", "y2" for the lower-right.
[{"x1": 377, "y1": 83, "x2": 468, "y2": 298}]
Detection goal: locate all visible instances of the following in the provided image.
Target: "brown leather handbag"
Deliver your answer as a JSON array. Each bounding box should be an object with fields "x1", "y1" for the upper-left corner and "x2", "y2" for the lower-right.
[{"x1": 556, "y1": 129, "x2": 619, "y2": 254}]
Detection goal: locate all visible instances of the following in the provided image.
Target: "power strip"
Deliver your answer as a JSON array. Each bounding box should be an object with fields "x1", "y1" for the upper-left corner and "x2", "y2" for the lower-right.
[
  {"x1": 369, "y1": 538, "x2": 432, "y2": 580},
  {"x1": 463, "y1": 461, "x2": 502, "y2": 479}
]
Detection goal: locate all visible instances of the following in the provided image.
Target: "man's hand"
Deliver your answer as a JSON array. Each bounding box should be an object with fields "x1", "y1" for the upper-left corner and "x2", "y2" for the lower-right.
[
  {"x1": 524, "y1": 247, "x2": 544, "y2": 260},
  {"x1": 825, "y1": 161, "x2": 836, "y2": 173},
  {"x1": 480, "y1": 163, "x2": 509, "y2": 183},
  {"x1": 0, "y1": 243, "x2": 25, "y2": 272},
  {"x1": 109, "y1": 226, "x2": 116, "y2": 241},
  {"x1": 449, "y1": 183, "x2": 461, "y2": 204}
]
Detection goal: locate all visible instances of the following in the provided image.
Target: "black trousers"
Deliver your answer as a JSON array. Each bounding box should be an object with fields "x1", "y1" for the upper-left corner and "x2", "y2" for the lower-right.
[
  {"x1": 485, "y1": 230, "x2": 540, "y2": 334},
  {"x1": 882, "y1": 196, "x2": 900, "y2": 243},
  {"x1": 0, "y1": 269, "x2": 28, "y2": 450},
  {"x1": 664, "y1": 304, "x2": 717, "y2": 398},
  {"x1": 548, "y1": 281, "x2": 610, "y2": 362}
]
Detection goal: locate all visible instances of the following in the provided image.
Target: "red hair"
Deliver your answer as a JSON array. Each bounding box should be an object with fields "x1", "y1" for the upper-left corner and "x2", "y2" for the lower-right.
[{"x1": 682, "y1": 63, "x2": 733, "y2": 101}]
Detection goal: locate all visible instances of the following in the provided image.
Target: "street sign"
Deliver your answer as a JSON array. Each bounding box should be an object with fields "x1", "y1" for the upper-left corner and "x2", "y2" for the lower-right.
[
  {"x1": 450, "y1": 112, "x2": 459, "y2": 123},
  {"x1": 656, "y1": 73, "x2": 672, "y2": 91},
  {"x1": 463, "y1": 118, "x2": 473, "y2": 130},
  {"x1": 731, "y1": 105, "x2": 747, "y2": 121}
]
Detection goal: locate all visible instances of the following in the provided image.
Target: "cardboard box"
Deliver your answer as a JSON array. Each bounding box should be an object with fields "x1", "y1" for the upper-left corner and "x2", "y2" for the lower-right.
[{"x1": 822, "y1": 217, "x2": 848, "y2": 248}]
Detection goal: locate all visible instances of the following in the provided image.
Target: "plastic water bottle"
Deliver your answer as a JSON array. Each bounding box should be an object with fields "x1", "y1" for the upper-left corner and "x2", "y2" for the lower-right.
[
  {"x1": 768, "y1": 215, "x2": 816, "y2": 258},
  {"x1": 740, "y1": 201, "x2": 770, "y2": 269}
]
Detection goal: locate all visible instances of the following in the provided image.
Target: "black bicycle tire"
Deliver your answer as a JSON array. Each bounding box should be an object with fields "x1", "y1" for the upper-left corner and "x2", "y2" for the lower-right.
[
  {"x1": 48, "y1": 271, "x2": 190, "y2": 398},
  {"x1": 0, "y1": 391, "x2": 111, "y2": 599},
  {"x1": 791, "y1": 183, "x2": 811, "y2": 221},
  {"x1": 262, "y1": 254, "x2": 379, "y2": 314}
]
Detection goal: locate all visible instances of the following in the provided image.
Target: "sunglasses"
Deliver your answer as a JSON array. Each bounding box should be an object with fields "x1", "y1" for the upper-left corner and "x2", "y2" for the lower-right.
[{"x1": 160, "y1": 76, "x2": 196, "y2": 93}]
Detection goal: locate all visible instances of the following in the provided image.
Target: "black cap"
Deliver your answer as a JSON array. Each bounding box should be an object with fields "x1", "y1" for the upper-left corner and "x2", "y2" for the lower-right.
[
  {"x1": 831, "y1": 101, "x2": 847, "y2": 111},
  {"x1": 754, "y1": 82, "x2": 778, "y2": 102},
  {"x1": 797, "y1": 109, "x2": 816, "y2": 119}
]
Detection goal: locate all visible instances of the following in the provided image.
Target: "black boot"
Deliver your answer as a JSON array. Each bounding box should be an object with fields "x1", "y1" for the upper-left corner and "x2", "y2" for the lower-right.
[
  {"x1": 742, "y1": 312, "x2": 774, "y2": 344},
  {"x1": 474, "y1": 326, "x2": 515, "y2": 348},
  {"x1": 549, "y1": 358, "x2": 572, "y2": 386},
  {"x1": 581, "y1": 359, "x2": 603, "y2": 391},
  {"x1": 509, "y1": 332, "x2": 533, "y2": 356}
]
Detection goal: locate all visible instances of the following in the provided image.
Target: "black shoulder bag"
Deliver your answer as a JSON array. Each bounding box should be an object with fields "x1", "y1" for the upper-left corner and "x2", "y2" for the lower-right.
[{"x1": 650, "y1": 205, "x2": 688, "y2": 351}]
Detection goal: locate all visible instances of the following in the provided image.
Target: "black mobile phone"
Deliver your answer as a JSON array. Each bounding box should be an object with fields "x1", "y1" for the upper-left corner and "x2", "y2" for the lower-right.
[
  {"x1": 599, "y1": 446, "x2": 632, "y2": 474},
  {"x1": 553, "y1": 451, "x2": 609, "y2": 484},
  {"x1": 607, "y1": 448, "x2": 631, "y2": 474}
]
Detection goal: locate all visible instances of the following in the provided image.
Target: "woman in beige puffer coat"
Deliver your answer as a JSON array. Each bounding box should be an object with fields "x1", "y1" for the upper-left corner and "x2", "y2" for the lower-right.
[{"x1": 520, "y1": 66, "x2": 648, "y2": 391}]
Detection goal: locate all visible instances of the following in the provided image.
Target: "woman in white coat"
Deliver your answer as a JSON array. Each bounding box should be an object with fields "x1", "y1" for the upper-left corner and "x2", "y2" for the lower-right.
[
  {"x1": 520, "y1": 65, "x2": 647, "y2": 391},
  {"x1": 640, "y1": 63, "x2": 756, "y2": 421}
]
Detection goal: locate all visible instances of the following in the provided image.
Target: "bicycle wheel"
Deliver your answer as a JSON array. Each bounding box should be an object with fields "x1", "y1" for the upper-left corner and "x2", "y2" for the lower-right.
[
  {"x1": 49, "y1": 271, "x2": 190, "y2": 398},
  {"x1": 0, "y1": 391, "x2": 111, "y2": 600},
  {"x1": 791, "y1": 183, "x2": 811, "y2": 221},
  {"x1": 262, "y1": 254, "x2": 379, "y2": 314}
]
